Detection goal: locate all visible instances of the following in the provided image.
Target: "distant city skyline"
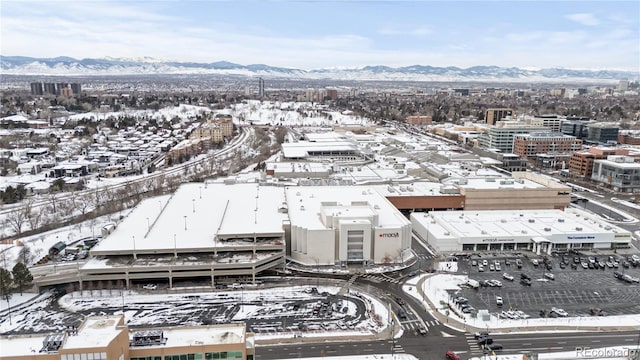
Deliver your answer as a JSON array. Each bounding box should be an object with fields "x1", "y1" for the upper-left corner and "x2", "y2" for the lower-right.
[{"x1": 1, "y1": 0, "x2": 638, "y2": 71}]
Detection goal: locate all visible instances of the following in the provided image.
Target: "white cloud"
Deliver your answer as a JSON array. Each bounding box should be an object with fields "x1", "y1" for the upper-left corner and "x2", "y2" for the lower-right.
[{"x1": 565, "y1": 13, "x2": 600, "y2": 26}]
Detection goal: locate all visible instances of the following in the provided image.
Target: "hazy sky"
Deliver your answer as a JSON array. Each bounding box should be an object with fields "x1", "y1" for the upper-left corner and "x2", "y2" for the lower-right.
[{"x1": 1, "y1": 0, "x2": 639, "y2": 71}]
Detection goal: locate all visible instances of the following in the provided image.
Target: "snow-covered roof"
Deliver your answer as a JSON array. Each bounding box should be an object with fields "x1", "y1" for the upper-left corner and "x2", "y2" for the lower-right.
[
  {"x1": 0, "y1": 334, "x2": 46, "y2": 356},
  {"x1": 414, "y1": 208, "x2": 630, "y2": 240},
  {"x1": 160, "y1": 323, "x2": 245, "y2": 347},
  {"x1": 281, "y1": 141, "x2": 359, "y2": 159},
  {"x1": 285, "y1": 186, "x2": 409, "y2": 230},
  {"x1": 91, "y1": 183, "x2": 287, "y2": 254},
  {"x1": 63, "y1": 316, "x2": 125, "y2": 349}
]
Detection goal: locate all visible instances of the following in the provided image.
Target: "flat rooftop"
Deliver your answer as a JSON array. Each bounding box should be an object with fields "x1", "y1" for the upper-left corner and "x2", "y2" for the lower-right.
[
  {"x1": 131, "y1": 323, "x2": 245, "y2": 348},
  {"x1": 91, "y1": 183, "x2": 287, "y2": 254},
  {"x1": 286, "y1": 186, "x2": 409, "y2": 231},
  {"x1": 64, "y1": 316, "x2": 124, "y2": 349},
  {"x1": 0, "y1": 334, "x2": 47, "y2": 356},
  {"x1": 445, "y1": 177, "x2": 546, "y2": 190},
  {"x1": 414, "y1": 208, "x2": 630, "y2": 239},
  {"x1": 281, "y1": 140, "x2": 359, "y2": 158}
]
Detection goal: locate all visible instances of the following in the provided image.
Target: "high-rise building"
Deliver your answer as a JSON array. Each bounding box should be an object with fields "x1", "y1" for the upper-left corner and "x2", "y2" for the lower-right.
[
  {"x1": 258, "y1": 77, "x2": 265, "y2": 97},
  {"x1": 485, "y1": 108, "x2": 514, "y2": 125},
  {"x1": 30, "y1": 82, "x2": 44, "y2": 95},
  {"x1": 618, "y1": 80, "x2": 629, "y2": 91},
  {"x1": 326, "y1": 88, "x2": 338, "y2": 100}
]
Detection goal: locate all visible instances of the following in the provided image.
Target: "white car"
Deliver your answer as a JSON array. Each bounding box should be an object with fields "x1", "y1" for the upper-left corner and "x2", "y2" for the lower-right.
[
  {"x1": 551, "y1": 307, "x2": 568, "y2": 317},
  {"x1": 488, "y1": 280, "x2": 503, "y2": 287},
  {"x1": 502, "y1": 273, "x2": 514, "y2": 281},
  {"x1": 496, "y1": 296, "x2": 503, "y2": 306},
  {"x1": 544, "y1": 273, "x2": 555, "y2": 280},
  {"x1": 142, "y1": 283, "x2": 157, "y2": 290},
  {"x1": 482, "y1": 260, "x2": 489, "y2": 266},
  {"x1": 531, "y1": 259, "x2": 539, "y2": 266}
]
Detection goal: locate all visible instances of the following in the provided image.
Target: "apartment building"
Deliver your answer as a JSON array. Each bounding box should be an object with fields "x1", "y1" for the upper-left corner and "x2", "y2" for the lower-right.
[
  {"x1": 512, "y1": 132, "x2": 582, "y2": 161},
  {"x1": 407, "y1": 116, "x2": 433, "y2": 125},
  {"x1": 568, "y1": 147, "x2": 629, "y2": 178},
  {"x1": 484, "y1": 108, "x2": 514, "y2": 125}
]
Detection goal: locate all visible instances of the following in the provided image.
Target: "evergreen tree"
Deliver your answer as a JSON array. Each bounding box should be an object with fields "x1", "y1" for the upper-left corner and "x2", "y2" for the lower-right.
[
  {"x1": 12, "y1": 263, "x2": 33, "y2": 295},
  {"x1": 0, "y1": 268, "x2": 13, "y2": 302}
]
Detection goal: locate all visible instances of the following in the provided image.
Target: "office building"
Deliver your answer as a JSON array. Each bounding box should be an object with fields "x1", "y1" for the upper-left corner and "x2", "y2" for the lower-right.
[
  {"x1": 477, "y1": 123, "x2": 544, "y2": 153},
  {"x1": 258, "y1": 78, "x2": 264, "y2": 98},
  {"x1": 0, "y1": 315, "x2": 254, "y2": 360},
  {"x1": 560, "y1": 120, "x2": 592, "y2": 139},
  {"x1": 569, "y1": 147, "x2": 629, "y2": 178},
  {"x1": 587, "y1": 123, "x2": 619, "y2": 145},
  {"x1": 591, "y1": 155, "x2": 640, "y2": 192},
  {"x1": 484, "y1": 108, "x2": 514, "y2": 125}
]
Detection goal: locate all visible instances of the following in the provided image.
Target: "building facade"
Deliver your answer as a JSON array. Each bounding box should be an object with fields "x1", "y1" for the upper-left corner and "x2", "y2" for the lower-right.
[
  {"x1": 0, "y1": 316, "x2": 254, "y2": 360},
  {"x1": 512, "y1": 132, "x2": 582, "y2": 161},
  {"x1": 591, "y1": 155, "x2": 640, "y2": 192},
  {"x1": 477, "y1": 123, "x2": 543, "y2": 152},
  {"x1": 411, "y1": 209, "x2": 631, "y2": 254},
  {"x1": 568, "y1": 147, "x2": 629, "y2": 178},
  {"x1": 587, "y1": 123, "x2": 619, "y2": 144},
  {"x1": 484, "y1": 108, "x2": 514, "y2": 125}
]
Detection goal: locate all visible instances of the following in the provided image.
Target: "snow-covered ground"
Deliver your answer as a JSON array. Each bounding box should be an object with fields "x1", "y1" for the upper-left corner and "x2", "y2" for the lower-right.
[{"x1": 226, "y1": 100, "x2": 372, "y2": 127}]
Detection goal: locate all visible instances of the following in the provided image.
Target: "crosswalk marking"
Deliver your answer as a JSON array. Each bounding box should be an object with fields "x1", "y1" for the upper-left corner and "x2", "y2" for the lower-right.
[{"x1": 361, "y1": 274, "x2": 402, "y2": 284}]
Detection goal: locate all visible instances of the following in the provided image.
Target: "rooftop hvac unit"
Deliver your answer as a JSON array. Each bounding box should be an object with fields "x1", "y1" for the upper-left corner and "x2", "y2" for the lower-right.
[
  {"x1": 481, "y1": 230, "x2": 488, "y2": 235},
  {"x1": 521, "y1": 230, "x2": 528, "y2": 234},
  {"x1": 575, "y1": 227, "x2": 583, "y2": 231},
  {"x1": 544, "y1": 227, "x2": 551, "y2": 231},
  {"x1": 558, "y1": 219, "x2": 565, "y2": 222},
  {"x1": 528, "y1": 219, "x2": 535, "y2": 223},
  {"x1": 465, "y1": 220, "x2": 471, "y2": 224},
  {"x1": 604, "y1": 226, "x2": 612, "y2": 230},
  {"x1": 500, "y1": 219, "x2": 507, "y2": 223},
  {"x1": 443, "y1": 231, "x2": 450, "y2": 235},
  {"x1": 300, "y1": 205, "x2": 305, "y2": 211}
]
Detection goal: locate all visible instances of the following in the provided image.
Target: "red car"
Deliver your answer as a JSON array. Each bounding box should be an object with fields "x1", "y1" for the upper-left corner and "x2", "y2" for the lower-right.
[{"x1": 446, "y1": 350, "x2": 461, "y2": 360}]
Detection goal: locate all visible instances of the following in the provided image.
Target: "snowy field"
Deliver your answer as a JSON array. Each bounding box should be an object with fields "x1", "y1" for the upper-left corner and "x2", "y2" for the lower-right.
[{"x1": 226, "y1": 100, "x2": 372, "y2": 127}]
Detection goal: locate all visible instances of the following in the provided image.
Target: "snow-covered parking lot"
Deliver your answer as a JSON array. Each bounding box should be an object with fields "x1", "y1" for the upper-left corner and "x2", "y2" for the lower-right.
[{"x1": 0, "y1": 285, "x2": 390, "y2": 340}]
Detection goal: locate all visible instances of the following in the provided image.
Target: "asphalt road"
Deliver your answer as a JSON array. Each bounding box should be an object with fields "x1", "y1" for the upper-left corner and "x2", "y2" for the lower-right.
[{"x1": 255, "y1": 330, "x2": 640, "y2": 359}]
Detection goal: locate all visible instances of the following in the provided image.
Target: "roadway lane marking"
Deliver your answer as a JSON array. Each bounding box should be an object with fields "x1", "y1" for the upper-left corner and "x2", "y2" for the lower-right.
[{"x1": 557, "y1": 342, "x2": 566, "y2": 344}]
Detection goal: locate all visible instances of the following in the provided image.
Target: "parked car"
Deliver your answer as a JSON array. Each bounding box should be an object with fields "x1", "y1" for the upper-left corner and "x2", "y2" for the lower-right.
[
  {"x1": 531, "y1": 259, "x2": 539, "y2": 266},
  {"x1": 544, "y1": 273, "x2": 555, "y2": 280},
  {"x1": 520, "y1": 278, "x2": 532, "y2": 286},
  {"x1": 489, "y1": 264, "x2": 495, "y2": 271},
  {"x1": 496, "y1": 296, "x2": 503, "y2": 306},
  {"x1": 142, "y1": 283, "x2": 158, "y2": 290},
  {"x1": 488, "y1": 280, "x2": 503, "y2": 287},
  {"x1": 581, "y1": 262, "x2": 589, "y2": 269},
  {"x1": 502, "y1": 273, "x2": 514, "y2": 281},
  {"x1": 478, "y1": 265, "x2": 485, "y2": 272},
  {"x1": 551, "y1": 307, "x2": 568, "y2": 317},
  {"x1": 482, "y1": 260, "x2": 489, "y2": 266},
  {"x1": 520, "y1": 273, "x2": 531, "y2": 280},
  {"x1": 590, "y1": 307, "x2": 606, "y2": 316},
  {"x1": 614, "y1": 271, "x2": 623, "y2": 279}
]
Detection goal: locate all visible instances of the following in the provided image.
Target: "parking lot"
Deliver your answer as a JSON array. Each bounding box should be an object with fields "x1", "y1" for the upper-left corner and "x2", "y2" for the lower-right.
[{"x1": 452, "y1": 252, "x2": 640, "y2": 318}]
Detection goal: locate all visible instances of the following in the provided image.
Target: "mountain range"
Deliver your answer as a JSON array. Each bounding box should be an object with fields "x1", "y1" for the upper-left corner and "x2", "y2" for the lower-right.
[{"x1": 1, "y1": 56, "x2": 637, "y2": 83}]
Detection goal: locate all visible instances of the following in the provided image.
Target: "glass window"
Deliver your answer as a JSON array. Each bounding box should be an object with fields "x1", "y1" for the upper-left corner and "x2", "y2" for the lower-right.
[
  {"x1": 194, "y1": 354, "x2": 202, "y2": 360},
  {"x1": 188, "y1": 354, "x2": 195, "y2": 360},
  {"x1": 81, "y1": 354, "x2": 88, "y2": 360},
  {"x1": 74, "y1": 354, "x2": 81, "y2": 360},
  {"x1": 180, "y1": 354, "x2": 187, "y2": 360}
]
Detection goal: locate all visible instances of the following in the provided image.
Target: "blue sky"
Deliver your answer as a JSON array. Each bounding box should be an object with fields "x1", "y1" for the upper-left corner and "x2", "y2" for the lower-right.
[{"x1": 1, "y1": 0, "x2": 638, "y2": 71}]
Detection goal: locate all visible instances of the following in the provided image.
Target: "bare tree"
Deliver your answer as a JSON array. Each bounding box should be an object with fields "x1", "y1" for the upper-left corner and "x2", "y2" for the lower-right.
[{"x1": 6, "y1": 208, "x2": 28, "y2": 235}]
